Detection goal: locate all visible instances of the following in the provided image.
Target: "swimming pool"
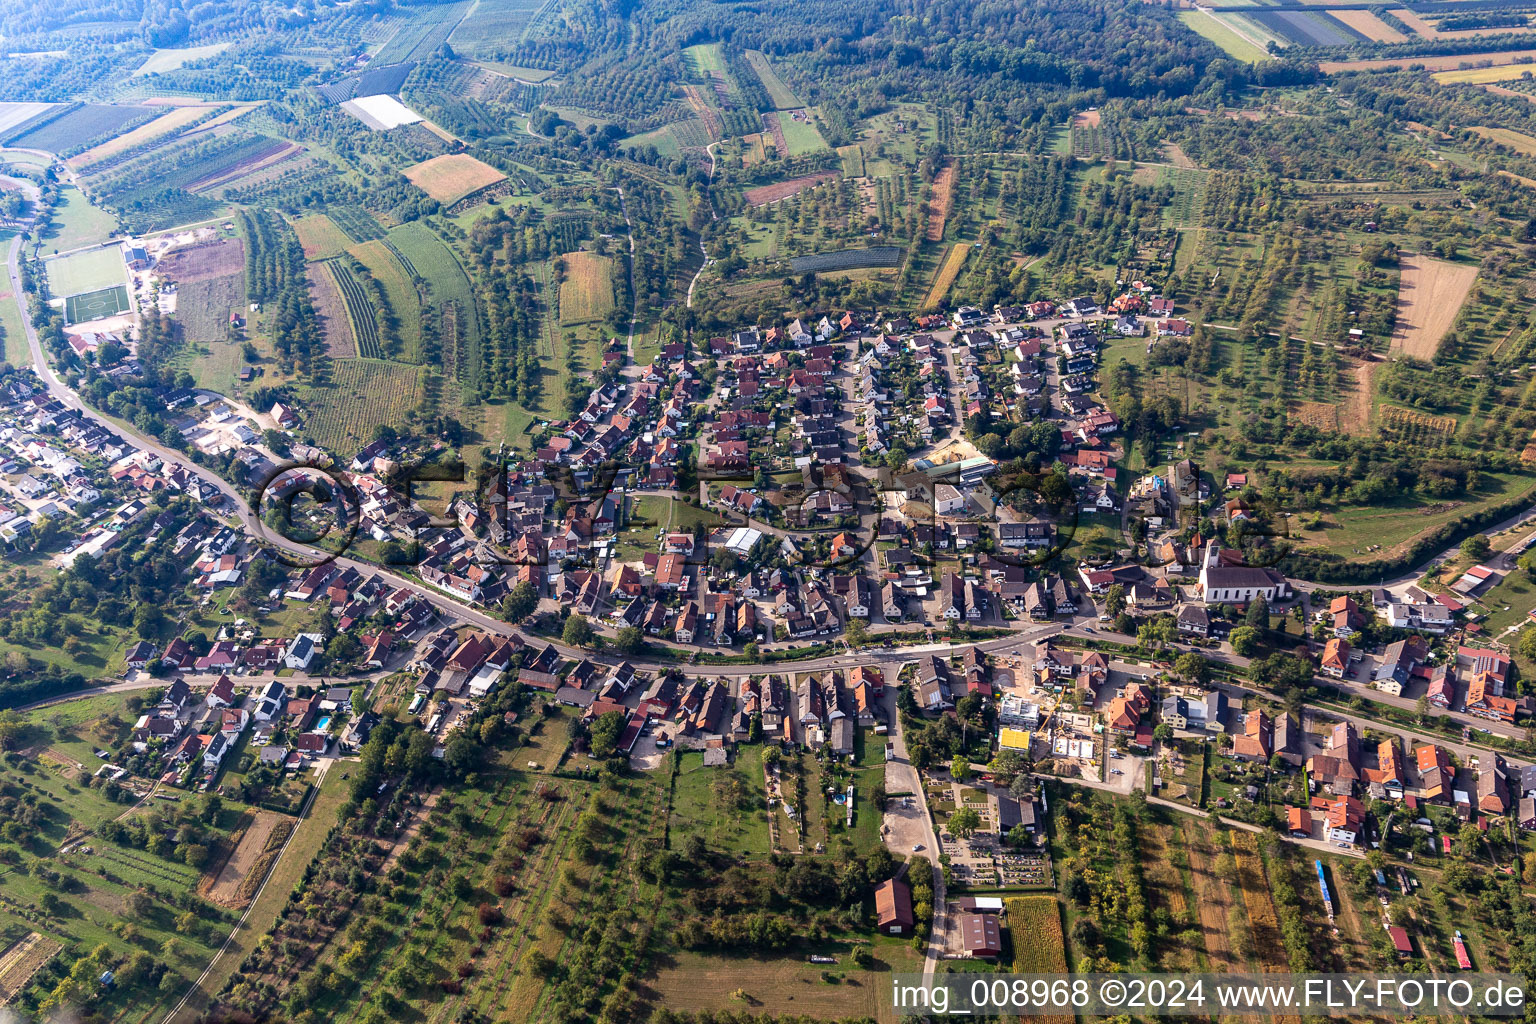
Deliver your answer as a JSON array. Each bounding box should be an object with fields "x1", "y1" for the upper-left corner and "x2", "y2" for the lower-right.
[{"x1": 315, "y1": 716, "x2": 331, "y2": 731}]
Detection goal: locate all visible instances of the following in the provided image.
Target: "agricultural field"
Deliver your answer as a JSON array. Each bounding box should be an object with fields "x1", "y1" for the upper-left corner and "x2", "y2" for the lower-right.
[
  {"x1": 67, "y1": 104, "x2": 208, "y2": 171},
  {"x1": 744, "y1": 49, "x2": 803, "y2": 109},
  {"x1": 1390, "y1": 7, "x2": 1536, "y2": 39},
  {"x1": 446, "y1": 0, "x2": 550, "y2": 54},
  {"x1": 371, "y1": 0, "x2": 470, "y2": 65},
  {"x1": 1389, "y1": 254, "x2": 1478, "y2": 360},
  {"x1": 923, "y1": 241, "x2": 970, "y2": 308},
  {"x1": 1321, "y1": 48, "x2": 1536, "y2": 73},
  {"x1": 557, "y1": 249, "x2": 614, "y2": 325},
  {"x1": 1329, "y1": 9, "x2": 1408, "y2": 42},
  {"x1": 328, "y1": 205, "x2": 386, "y2": 243},
  {"x1": 0, "y1": 259, "x2": 29, "y2": 366},
  {"x1": 1247, "y1": 9, "x2": 1364, "y2": 47},
  {"x1": 838, "y1": 144, "x2": 865, "y2": 178},
  {"x1": 307, "y1": 259, "x2": 356, "y2": 360},
  {"x1": 349, "y1": 238, "x2": 424, "y2": 361},
  {"x1": 132, "y1": 43, "x2": 230, "y2": 76},
  {"x1": 786, "y1": 246, "x2": 903, "y2": 273},
  {"x1": 1007, "y1": 895, "x2": 1068, "y2": 973},
  {"x1": 326, "y1": 258, "x2": 382, "y2": 359},
  {"x1": 1301, "y1": 470, "x2": 1536, "y2": 557},
  {"x1": 0, "y1": 102, "x2": 57, "y2": 137},
  {"x1": 296, "y1": 357, "x2": 426, "y2": 454},
  {"x1": 1435, "y1": 65, "x2": 1536, "y2": 85},
  {"x1": 388, "y1": 220, "x2": 482, "y2": 388},
  {"x1": 175, "y1": 272, "x2": 243, "y2": 348},
  {"x1": 1178, "y1": 11, "x2": 1272, "y2": 62},
  {"x1": 468, "y1": 61, "x2": 556, "y2": 82},
  {"x1": 403, "y1": 152, "x2": 506, "y2": 204},
  {"x1": 1470, "y1": 126, "x2": 1536, "y2": 154},
  {"x1": 292, "y1": 212, "x2": 352, "y2": 260},
  {"x1": 744, "y1": 171, "x2": 838, "y2": 206},
  {"x1": 10, "y1": 104, "x2": 152, "y2": 153},
  {"x1": 44, "y1": 245, "x2": 125, "y2": 298},
  {"x1": 926, "y1": 160, "x2": 955, "y2": 240}
]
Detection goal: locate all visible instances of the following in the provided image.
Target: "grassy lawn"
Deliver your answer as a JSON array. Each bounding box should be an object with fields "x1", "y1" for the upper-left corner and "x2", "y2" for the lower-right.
[
  {"x1": 629, "y1": 494, "x2": 722, "y2": 535},
  {"x1": 517, "y1": 704, "x2": 574, "y2": 771},
  {"x1": 0, "y1": 620, "x2": 127, "y2": 680},
  {"x1": 40, "y1": 185, "x2": 120, "y2": 254},
  {"x1": 1178, "y1": 10, "x2": 1270, "y2": 61},
  {"x1": 647, "y1": 943, "x2": 922, "y2": 1022},
  {"x1": 1299, "y1": 471, "x2": 1536, "y2": 559},
  {"x1": 780, "y1": 110, "x2": 829, "y2": 155},
  {"x1": 22, "y1": 693, "x2": 140, "y2": 767},
  {"x1": 671, "y1": 746, "x2": 770, "y2": 856},
  {"x1": 1475, "y1": 568, "x2": 1536, "y2": 636}
]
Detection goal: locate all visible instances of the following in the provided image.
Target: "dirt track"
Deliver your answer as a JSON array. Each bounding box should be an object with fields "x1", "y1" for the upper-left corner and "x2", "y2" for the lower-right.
[{"x1": 1390, "y1": 254, "x2": 1478, "y2": 360}]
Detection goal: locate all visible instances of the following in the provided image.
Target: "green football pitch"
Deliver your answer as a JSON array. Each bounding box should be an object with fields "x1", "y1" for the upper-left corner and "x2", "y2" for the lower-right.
[{"x1": 65, "y1": 285, "x2": 131, "y2": 324}]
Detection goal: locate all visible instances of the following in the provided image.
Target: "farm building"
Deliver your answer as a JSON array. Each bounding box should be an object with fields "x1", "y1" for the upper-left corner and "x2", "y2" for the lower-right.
[{"x1": 874, "y1": 878, "x2": 914, "y2": 935}]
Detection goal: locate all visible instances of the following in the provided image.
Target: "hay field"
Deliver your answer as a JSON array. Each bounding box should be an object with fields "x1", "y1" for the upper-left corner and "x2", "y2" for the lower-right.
[
  {"x1": 923, "y1": 242, "x2": 970, "y2": 308},
  {"x1": 402, "y1": 152, "x2": 505, "y2": 204},
  {"x1": 1390, "y1": 254, "x2": 1477, "y2": 359},
  {"x1": 292, "y1": 213, "x2": 352, "y2": 260},
  {"x1": 1470, "y1": 125, "x2": 1536, "y2": 154},
  {"x1": 926, "y1": 160, "x2": 955, "y2": 241},
  {"x1": 1435, "y1": 64, "x2": 1536, "y2": 84},
  {"x1": 744, "y1": 49, "x2": 802, "y2": 109},
  {"x1": 1330, "y1": 10, "x2": 1408, "y2": 42},
  {"x1": 1322, "y1": 48, "x2": 1536, "y2": 72},
  {"x1": 133, "y1": 43, "x2": 230, "y2": 76},
  {"x1": 558, "y1": 250, "x2": 614, "y2": 325}
]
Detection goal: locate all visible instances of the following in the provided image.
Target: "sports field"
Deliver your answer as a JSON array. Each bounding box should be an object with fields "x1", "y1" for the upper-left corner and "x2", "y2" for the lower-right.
[
  {"x1": 65, "y1": 285, "x2": 131, "y2": 324},
  {"x1": 46, "y1": 245, "x2": 125, "y2": 298}
]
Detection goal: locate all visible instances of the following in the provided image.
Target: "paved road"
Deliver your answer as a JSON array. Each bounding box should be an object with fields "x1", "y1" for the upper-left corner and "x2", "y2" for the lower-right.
[{"x1": 882, "y1": 687, "x2": 945, "y2": 978}]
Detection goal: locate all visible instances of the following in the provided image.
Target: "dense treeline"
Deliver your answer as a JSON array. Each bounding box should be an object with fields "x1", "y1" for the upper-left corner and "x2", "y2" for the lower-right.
[{"x1": 239, "y1": 207, "x2": 327, "y2": 374}]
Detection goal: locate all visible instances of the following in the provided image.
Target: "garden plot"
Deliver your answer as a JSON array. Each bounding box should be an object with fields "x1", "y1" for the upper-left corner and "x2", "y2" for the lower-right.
[
  {"x1": 1390, "y1": 254, "x2": 1477, "y2": 360},
  {"x1": 0, "y1": 932, "x2": 61, "y2": 1003}
]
